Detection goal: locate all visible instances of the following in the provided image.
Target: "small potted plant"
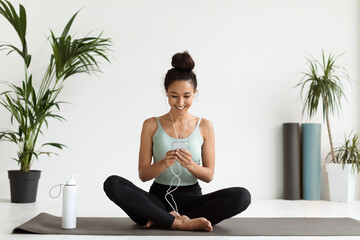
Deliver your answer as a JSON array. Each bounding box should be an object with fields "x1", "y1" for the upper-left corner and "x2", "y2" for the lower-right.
[
  {"x1": 0, "y1": 0, "x2": 111, "y2": 203},
  {"x1": 326, "y1": 133, "x2": 360, "y2": 202}
]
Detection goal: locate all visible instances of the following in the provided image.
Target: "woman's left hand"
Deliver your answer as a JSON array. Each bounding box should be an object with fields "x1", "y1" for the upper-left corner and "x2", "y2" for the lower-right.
[{"x1": 175, "y1": 149, "x2": 194, "y2": 169}]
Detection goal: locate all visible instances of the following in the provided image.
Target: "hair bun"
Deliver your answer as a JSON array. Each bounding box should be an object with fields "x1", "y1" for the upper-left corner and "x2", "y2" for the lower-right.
[{"x1": 171, "y1": 51, "x2": 195, "y2": 71}]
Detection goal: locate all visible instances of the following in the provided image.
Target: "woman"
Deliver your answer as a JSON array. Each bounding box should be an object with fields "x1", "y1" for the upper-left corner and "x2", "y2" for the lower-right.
[{"x1": 104, "y1": 51, "x2": 251, "y2": 232}]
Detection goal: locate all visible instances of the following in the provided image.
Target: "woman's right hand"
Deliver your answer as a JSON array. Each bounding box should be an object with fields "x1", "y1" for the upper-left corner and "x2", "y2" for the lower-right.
[{"x1": 162, "y1": 150, "x2": 177, "y2": 168}]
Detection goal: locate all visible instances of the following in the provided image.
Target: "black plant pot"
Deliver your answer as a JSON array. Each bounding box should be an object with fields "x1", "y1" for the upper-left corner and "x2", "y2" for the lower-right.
[{"x1": 8, "y1": 170, "x2": 41, "y2": 203}]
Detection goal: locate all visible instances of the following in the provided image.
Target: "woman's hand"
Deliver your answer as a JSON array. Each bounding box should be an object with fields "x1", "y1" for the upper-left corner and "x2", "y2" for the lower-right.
[
  {"x1": 162, "y1": 150, "x2": 177, "y2": 168},
  {"x1": 174, "y1": 149, "x2": 195, "y2": 169}
]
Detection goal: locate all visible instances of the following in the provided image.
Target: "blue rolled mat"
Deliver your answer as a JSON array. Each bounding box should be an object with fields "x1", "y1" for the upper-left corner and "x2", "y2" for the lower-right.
[{"x1": 301, "y1": 123, "x2": 321, "y2": 200}]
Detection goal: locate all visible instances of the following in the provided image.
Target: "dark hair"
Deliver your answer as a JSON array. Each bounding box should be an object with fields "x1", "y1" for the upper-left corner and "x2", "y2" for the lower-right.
[{"x1": 164, "y1": 51, "x2": 197, "y2": 90}]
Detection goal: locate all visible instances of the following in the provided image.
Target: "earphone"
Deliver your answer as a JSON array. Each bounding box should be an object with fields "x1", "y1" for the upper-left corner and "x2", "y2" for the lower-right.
[
  {"x1": 165, "y1": 112, "x2": 189, "y2": 216},
  {"x1": 164, "y1": 162, "x2": 182, "y2": 215}
]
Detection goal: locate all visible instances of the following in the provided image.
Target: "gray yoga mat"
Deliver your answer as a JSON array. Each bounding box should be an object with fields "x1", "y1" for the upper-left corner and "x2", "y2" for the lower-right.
[
  {"x1": 12, "y1": 213, "x2": 360, "y2": 236},
  {"x1": 282, "y1": 123, "x2": 301, "y2": 200}
]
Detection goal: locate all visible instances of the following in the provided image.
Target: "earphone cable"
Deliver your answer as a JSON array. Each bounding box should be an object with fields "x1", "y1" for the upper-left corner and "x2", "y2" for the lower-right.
[{"x1": 165, "y1": 111, "x2": 190, "y2": 216}]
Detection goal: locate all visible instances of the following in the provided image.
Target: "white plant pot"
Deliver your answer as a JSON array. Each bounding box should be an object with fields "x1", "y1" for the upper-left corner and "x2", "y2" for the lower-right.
[{"x1": 325, "y1": 163, "x2": 357, "y2": 202}]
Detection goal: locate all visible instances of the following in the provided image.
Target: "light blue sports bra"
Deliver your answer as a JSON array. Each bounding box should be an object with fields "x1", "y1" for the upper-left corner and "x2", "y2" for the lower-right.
[{"x1": 152, "y1": 117, "x2": 204, "y2": 186}]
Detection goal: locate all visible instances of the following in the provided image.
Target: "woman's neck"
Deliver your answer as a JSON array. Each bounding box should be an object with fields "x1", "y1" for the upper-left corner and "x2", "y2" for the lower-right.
[{"x1": 168, "y1": 110, "x2": 191, "y2": 123}]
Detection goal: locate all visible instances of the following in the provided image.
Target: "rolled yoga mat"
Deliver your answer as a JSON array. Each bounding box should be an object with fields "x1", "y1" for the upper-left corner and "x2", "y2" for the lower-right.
[
  {"x1": 12, "y1": 213, "x2": 360, "y2": 236},
  {"x1": 282, "y1": 123, "x2": 301, "y2": 200},
  {"x1": 302, "y1": 123, "x2": 321, "y2": 200}
]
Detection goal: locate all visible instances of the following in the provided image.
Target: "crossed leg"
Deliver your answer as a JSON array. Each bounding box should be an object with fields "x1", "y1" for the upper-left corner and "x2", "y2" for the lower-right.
[
  {"x1": 103, "y1": 175, "x2": 213, "y2": 231},
  {"x1": 177, "y1": 187, "x2": 251, "y2": 225}
]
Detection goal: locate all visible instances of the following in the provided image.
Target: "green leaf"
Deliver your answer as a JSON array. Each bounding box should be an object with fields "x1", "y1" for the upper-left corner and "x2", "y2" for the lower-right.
[
  {"x1": 42, "y1": 142, "x2": 67, "y2": 150},
  {"x1": 61, "y1": 10, "x2": 80, "y2": 38},
  {"x1": 0, "y1": 0, "x2": 30, "y2": 66},
  {"x1": 19, "y1": 4, "x2": 26, "y2": 40}
]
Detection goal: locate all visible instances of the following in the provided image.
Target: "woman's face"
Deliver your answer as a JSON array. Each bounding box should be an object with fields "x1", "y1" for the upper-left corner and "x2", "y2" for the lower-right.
[{"x1": 166, "y1": 80, "x2": 197, "y2": 114}]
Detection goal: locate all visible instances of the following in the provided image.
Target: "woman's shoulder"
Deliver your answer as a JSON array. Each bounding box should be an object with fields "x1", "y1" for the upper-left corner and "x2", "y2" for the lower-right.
[
  {"x1": 199, "y1": 118, "x2": 214, "y2": 138},
  {"x1": 143, "y1": 117, "x2": 158, "y2": 125},
  {"x1": 142, "y1": 117, "x2": 158, "y2": 134},
  {"x1": 199, "y1": 118, "x2": 213, "y2": 129}
]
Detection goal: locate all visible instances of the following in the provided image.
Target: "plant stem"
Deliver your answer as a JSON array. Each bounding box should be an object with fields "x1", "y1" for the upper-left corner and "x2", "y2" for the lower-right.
[
  {"x1": 31, "y1": 121, "x2": 43, "y2": 161},
  {"x1": 325, "y1": 96, "x2": 336, "y2": 163},
  {"x1": 23, "y1": 63, "x2": 30, "y2": 172}
]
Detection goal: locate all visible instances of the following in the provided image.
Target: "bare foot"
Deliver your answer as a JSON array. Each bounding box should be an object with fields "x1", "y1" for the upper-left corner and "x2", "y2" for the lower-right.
[
  {"x1": 144, "y1": 211, "x2": 179, "y2": 229},
  {"x1": 144, "y1": 220, "x2": 157, "y2": 228},
  {"x1": 171, "y1": 215, "x2": 213, "y2": 232},
  {"x1": 170, "y1": 211, "x2": 180, "y2": 217}
]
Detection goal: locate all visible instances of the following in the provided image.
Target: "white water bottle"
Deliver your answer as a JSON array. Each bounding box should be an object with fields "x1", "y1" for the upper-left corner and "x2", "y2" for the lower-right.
[{"x1": 61, "y1": 175, "x2": 77, "y2": 229}]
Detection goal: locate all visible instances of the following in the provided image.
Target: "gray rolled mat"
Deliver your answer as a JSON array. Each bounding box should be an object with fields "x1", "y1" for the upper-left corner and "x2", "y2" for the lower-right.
[
  {"x1": 12, "y1": 213, "x2": 360, "y2": 236},
  {"x1": 282, "y1": 123, "x2": 301, "y2": 200}
]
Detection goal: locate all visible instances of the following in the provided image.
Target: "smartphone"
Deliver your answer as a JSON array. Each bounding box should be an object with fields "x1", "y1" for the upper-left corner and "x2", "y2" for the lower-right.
[{"x1": 172, "y1": 142, "x2": 188, "y2": 150}]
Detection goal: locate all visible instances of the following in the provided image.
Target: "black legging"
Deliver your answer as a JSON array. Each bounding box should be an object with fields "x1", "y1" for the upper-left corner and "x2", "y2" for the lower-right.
[{"x1": 103, "y1": 175, "x2": 251, "y2": 228}]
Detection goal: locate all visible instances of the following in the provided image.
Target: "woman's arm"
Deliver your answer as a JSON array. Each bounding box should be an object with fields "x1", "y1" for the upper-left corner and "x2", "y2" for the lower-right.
[
  {"x1": 175, "y1": 118, "x2": 215, "y2": 183},
  {"x1": 138, "y1": 118, "x2": 176, "y2": 182}
]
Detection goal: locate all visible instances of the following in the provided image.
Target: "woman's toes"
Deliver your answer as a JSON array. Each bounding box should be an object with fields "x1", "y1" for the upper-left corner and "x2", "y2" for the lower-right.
[{"x1": 144, "y1": 222, "x2": 150, "y2": 228}]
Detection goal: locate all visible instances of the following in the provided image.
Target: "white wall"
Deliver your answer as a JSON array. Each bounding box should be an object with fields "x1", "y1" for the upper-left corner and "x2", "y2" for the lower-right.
[{"x1": 0, "y1": 0, "x2": 359, "y2": 202}]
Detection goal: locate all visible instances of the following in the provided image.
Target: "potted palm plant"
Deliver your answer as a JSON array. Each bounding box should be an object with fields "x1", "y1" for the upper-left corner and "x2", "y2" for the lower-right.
[
  {"x1": 0, "y1": 0, "x2": 111, "y2": 203},
  {"x1": 296, "y1": 51, "x2": 349, "y2": 200},
  {"x1": 326, "y1": 133, "x2": 360, "y2": 202}
]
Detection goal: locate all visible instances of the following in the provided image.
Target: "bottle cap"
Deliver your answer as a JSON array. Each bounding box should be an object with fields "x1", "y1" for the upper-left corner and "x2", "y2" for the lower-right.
[{"x1": 65, "y1": 175, "x2": 77, "y2": 185}]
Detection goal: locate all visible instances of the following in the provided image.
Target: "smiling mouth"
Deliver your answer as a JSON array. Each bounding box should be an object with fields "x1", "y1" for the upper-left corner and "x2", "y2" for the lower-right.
[{"x1": 175, "y1": 105, "x2": 186, "y2": 110}]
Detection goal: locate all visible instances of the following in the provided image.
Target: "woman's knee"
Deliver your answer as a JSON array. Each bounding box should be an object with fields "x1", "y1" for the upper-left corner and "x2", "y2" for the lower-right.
[
  {"x1": 103, "y1": 175, "x2": 115, "y2": 199},
  {"x1": 103, "y1": 175, "x2": 128, "y2": 197},
  {"x1": 231, "y1": 187, "x2": 251, "y2": 213},
  {"x1": 104, "y1": 175, "x2": 118, "y2": 193}
]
